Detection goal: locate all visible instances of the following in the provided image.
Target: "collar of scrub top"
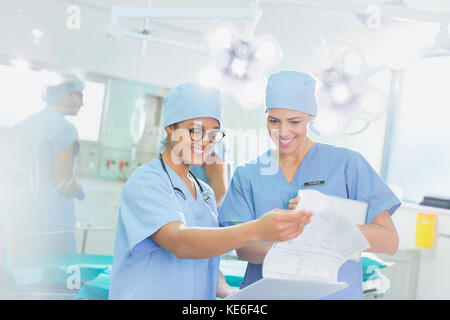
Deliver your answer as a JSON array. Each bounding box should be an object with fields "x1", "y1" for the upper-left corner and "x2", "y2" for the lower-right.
[{"x1": 158, "y1": 153, "x2": 211, "y2": 204}]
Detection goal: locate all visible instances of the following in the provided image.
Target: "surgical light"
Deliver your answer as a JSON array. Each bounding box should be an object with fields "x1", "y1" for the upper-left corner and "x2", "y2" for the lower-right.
[
  {"x1": 254, "y1": 40, "x2": 277, "y2": 61},
  {"x1": 313, "y1": 42, "x2": 391, "y2": 138},
  {"x1": 31, "y1": 28, "x2": 43, "y2": 39},
  {"x1": 31, "y1": 28, "x2": 44, "y2": 45},
  {"x1": 361, "y1": 94, "x2": 385, "y2": 117},
  {"x1": 105, "y1": 2, "x2": 260, "y2": 53},
  {"x1": 314, "y1": 110, "x2": 339, "y2": 137},
  {"x1": 104, "y1": 2, "x2": 281, "y2": 109},
  {"x1": 229, "y1": 57, "x2": 249, "y2": 78},
  {"x1": 331, "y1": 85, "x2": 352, "y2": 105},
  {"x1": 201, "y1": 22, "x2": 282, "y2": 109},
  {"x1": 210, "y1": 26, "x2": 234, "y2": 50}
]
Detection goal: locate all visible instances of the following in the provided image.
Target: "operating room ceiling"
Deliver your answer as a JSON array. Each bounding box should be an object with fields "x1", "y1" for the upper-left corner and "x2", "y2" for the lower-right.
[
  {"x1": 76, "y1": 0, "x2": 450, "y2": 13},
  {"x1": 71, "y1": 0, "x2": 450, "y2": 36}
]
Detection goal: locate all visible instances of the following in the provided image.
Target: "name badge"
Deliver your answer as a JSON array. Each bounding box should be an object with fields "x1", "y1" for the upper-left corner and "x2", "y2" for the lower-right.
[{"x1": 304, "y1": 180, "x2": 325, "y2": 186}]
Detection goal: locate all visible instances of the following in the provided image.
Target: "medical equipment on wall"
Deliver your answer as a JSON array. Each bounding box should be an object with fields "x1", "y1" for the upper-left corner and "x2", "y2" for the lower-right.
[
  {"x1": 415, "y1": 212, "x2": 438, "y2": 249},
  {"x1": 105, "y1": 1, "x2": 282, "y2": 109},
  {"x1": 420, "y1": 196, "x2": 450, "y2": 210}
]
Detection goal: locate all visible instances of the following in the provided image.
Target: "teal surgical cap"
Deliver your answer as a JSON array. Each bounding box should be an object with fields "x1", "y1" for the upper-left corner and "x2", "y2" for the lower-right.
[
  {"x1": 42, "y1": 74, "x2": 85, "y2": 102},
  {"x1": 162, "y1": 82, "x2": 222, "y2": 128},
  {"x1": 265, "y1": 71, "x2": 318, "y2": 116}
]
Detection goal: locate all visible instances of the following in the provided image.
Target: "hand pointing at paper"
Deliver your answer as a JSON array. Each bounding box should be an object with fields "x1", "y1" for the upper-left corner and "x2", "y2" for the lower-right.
[
  {"x1": 234, "y1": 208, "x2": 312, "y2": 265},
  {"x1": 254, "y1": 208, "x2": 313, "y2": 242}
]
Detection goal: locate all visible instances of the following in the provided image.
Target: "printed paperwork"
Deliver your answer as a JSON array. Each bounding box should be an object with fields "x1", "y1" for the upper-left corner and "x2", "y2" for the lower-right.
[
  {"x1": 226, "y1": 190, "x2": 370, "y2": 300},
  {"x1": 263, "y1": 190, "x2": 370, "y2": 282}
]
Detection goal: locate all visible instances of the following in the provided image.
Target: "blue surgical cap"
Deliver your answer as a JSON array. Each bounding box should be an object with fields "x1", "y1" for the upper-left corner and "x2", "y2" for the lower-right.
[
  {"x1": 162, "y1": 82, "x2": 222, "y2": 128},
  {"x1": 265, "y1": 71, "x2": 318, "y2": 116},
  {"x1": 42, "y1": 74, "x2": 85, "y2": 102}
]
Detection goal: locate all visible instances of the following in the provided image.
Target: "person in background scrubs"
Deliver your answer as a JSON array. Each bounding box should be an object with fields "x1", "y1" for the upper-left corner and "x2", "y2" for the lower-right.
[
  {"x1": 13, "y1": 74, "x2": 86, "y2": 255},
  {"x1": 109, "y1": 82, "x2": 312, "y2": 300},
  {"x1": 218, "y1": 71, "x2": 401, "y2": 300}
]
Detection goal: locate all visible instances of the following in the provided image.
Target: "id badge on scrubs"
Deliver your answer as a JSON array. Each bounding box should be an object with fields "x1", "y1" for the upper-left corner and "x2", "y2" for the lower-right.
[{"x1": 304, "y1": 180, "x2": 325, "y2": 187}]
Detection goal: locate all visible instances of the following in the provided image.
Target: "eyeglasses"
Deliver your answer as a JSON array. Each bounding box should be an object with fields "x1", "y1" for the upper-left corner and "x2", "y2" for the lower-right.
[{"x1": 176, "y1": 124, "x2": 225, "y2": 143}]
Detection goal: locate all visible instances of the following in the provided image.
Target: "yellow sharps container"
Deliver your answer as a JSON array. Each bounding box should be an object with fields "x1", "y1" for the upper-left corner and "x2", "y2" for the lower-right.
[{"x1": 415, "y1": 212, "x2": 437, "y2": 249}]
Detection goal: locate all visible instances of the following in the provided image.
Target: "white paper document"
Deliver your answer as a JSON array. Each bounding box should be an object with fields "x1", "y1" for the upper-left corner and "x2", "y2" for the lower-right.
[
  {"x1": 225, "y1": 277, "x2": 348, "y2": 300},
  {"x1": 226, "y1": 190, "x2": 370, "y2": 300}
]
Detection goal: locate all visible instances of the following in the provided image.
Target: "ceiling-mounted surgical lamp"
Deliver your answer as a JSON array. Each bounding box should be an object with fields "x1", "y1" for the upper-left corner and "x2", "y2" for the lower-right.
[
  {"x1": 105, "y1": 1, "x2": 261, "y2": 53},
  {"x1": 199, "y1": 18, "x2": 283, "y2": 109},
  {"x1": 313, "y1": 41, "x2": 391, "y2": 139},
  {"x1": 104, "y1": 1, "x2": 282, "y2": 108}
]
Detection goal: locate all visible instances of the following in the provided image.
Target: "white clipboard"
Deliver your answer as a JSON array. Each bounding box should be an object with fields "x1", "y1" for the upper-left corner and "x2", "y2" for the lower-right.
[
  {"x1": 225, "y1": 277, "x2": 348, "y2": 300},
  {"x1": 225, "y1": 195, "x2": 368, "y2": 300},
  {"x1": 326, "y1": 195, "x2": 368, "y2": 262},
  {"x1": 327, "y1": 195, "x2": 368, "y2": 225}
]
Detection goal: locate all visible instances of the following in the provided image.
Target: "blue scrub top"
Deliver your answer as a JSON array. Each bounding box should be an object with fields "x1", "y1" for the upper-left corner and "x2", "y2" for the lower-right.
[
  {"x1": 218, "y1": 142, "x2": 401, "y2": 300},
  {"x1": 109, "y1": 158, "x2": 220, "y2": 300}
]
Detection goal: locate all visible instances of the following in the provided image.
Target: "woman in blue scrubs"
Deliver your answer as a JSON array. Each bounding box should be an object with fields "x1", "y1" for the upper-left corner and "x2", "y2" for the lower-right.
[
  {"x1": 218, "y1": 71, "x2": 401, "y2": 300},
  {"x1": 109, "y1": 82, "x2": 312, "y2": 300},
  {"x1": 189, "y1": 139, "x2": 230, "y2": 207}
]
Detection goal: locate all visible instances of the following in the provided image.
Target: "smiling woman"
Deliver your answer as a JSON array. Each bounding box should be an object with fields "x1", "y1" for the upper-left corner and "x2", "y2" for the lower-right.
[
  {"x1": 218, "y1": 70, "x2": 401, "y2": 300},
  {"x1": 162, "y1": 118, "x2": 224, "y2": 201},
  {"x1": 165, "y1": 118, "x2": 224, "y2": 168},
  {"x1": 267, "y1": 111, "x2": 313, "y2": 151},
  {"x1": 108, "y1": 82, "x2": 313, "y2": 300}
]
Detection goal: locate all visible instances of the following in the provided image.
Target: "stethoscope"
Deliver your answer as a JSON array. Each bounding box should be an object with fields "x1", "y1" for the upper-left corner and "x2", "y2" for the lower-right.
[{"x1": 159, "y1": 153, "x2": 211, "y2": 204}]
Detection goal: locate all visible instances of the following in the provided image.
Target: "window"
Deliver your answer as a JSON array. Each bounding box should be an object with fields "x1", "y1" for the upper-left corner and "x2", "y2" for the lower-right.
[
  {"x1": 385, "y1": 56, "x2": 450, "y2": 203},
  {"x1": 0, "y1": 63, "x2": 105, "y2": 142},
  {"x1": 66, "y1": 80, "x2": 105, "y2": 142}
]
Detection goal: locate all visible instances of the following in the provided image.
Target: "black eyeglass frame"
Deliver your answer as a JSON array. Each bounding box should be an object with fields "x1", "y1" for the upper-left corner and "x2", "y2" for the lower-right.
[{"x1": 176, "y1": 124, "x2": 226, "y2": 143}]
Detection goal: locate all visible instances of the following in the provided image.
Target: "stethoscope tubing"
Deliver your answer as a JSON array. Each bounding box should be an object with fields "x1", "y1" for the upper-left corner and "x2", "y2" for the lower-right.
[{"x1": 159, "y1": 153, "x2": 211, "y2": 203}]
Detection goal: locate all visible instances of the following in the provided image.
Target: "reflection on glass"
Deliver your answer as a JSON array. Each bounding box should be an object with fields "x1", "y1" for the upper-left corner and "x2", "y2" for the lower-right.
[
  {"x1": 386, "y1": 56, "x2": 450, "y2": 202},
  {"x1": 1, "y1": 70, "x2": 89, "y2": 299}
]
